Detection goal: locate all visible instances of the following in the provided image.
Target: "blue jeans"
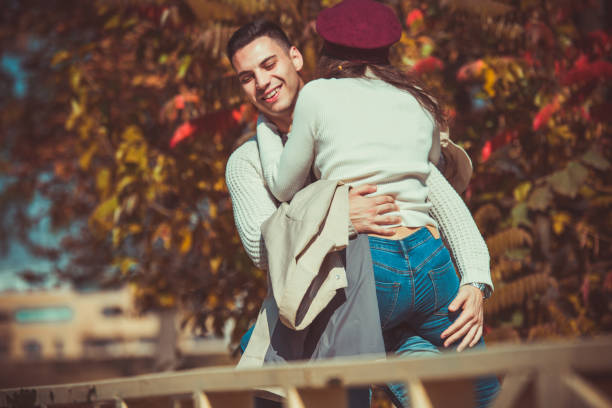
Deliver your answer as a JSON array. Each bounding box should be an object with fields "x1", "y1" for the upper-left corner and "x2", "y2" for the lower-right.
[{"x1": 369, "y1": 227, "x2": 499, "y2": 408}]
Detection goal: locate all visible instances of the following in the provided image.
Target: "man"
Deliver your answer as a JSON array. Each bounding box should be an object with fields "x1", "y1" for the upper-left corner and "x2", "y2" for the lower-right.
[{"x1": 225, "y1": 20, "x2": 492, "y2": 356}]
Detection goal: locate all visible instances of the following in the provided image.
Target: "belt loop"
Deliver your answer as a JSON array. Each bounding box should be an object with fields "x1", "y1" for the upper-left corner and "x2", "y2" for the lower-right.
[{"x1": 426, "y1": 225, "x2": 440, "y2": 240}]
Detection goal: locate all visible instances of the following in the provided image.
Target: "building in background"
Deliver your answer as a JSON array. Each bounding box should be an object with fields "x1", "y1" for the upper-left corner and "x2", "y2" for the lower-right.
[{"x1": 0, "y1": 288, "x2": 233, "y2": 388}]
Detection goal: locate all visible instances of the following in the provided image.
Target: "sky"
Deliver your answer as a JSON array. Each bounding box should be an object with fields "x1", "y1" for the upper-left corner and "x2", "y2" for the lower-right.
[{"x1": 0, "y1": 54, "x2": 66, "y2": 291}]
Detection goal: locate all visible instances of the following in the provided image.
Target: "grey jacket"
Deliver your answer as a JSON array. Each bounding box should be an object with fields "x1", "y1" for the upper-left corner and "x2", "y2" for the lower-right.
[{"x1": 237, "y1": 180, "x2": 384, "y2": 368}]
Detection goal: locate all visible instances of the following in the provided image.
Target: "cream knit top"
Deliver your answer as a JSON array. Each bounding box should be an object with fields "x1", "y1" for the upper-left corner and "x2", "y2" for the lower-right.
[
  {"x1": 257, "y1": 78, "x2": 443, "y2": 229},
  {"x1": 226, "y1": 137, "x2": 493, "y2": 289}
]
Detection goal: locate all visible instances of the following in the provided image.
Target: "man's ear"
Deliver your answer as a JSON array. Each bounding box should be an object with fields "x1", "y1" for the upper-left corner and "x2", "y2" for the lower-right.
[{"x1": 289, "y1": 46, "x2": 304, "y2": 72}]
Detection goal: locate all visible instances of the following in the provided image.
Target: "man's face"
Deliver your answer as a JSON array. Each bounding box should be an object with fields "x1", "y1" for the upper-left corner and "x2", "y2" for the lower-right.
[{"x1": 232, "y1": 36, "x2": 304, "y2": 124}]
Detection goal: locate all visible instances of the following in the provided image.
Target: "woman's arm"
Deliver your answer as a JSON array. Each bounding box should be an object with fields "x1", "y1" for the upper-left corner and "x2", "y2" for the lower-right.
[
  {"x1": 257, "y1": 87, "x2": 319, "y2": 202},
  {"x1": 426, "y1": 164, "x2": 493, "y2": 290}
]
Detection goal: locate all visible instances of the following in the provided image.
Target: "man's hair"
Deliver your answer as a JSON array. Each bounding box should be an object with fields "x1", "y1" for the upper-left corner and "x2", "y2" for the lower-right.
[{"x1": 226, "y1": 19, "x2": 292, "y2": 64}]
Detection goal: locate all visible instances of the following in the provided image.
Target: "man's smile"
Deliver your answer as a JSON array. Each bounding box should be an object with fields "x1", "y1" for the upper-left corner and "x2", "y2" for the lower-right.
[{"x1": 261, "y1": 85, "x2": 281, "y2": 103}]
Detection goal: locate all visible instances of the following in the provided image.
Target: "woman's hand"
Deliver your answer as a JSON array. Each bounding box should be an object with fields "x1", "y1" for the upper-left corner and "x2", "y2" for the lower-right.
[{"x1": 441, "y1": 284, "x2": 484, "y2": 352}]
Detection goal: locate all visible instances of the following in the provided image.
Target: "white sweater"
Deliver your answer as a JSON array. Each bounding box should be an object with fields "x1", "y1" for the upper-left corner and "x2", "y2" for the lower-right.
[
  {"x1": 226, "y1": 136, "x2": 493, "y2": 289},
  {"x1": 258, "y1": 78, "x2": 438, "y2": 228}
]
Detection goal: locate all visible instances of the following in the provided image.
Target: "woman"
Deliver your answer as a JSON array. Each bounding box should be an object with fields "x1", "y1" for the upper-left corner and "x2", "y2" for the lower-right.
[{"x1": 256, "y1": 0, "x2": 500, "y2": 406}]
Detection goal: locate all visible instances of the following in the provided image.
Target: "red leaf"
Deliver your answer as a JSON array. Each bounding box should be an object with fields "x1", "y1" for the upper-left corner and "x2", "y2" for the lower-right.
[
  {"x1": 170, "y1": 121, "x2": 197, "y2": 148},
  {"x1": 413, "y1": 56, "x2": 444, "y2": 74},
  {"x1": 174, "y1": 95, "x2": 185, "y2": 110},
  {"x1": 533, "y1": 99, "x2": 560, "y2": 131},
  {"x1": 406, "y1": 9, "x2": 424, "y2": 26},
  {"x1": 169, "y1": 109, "x2": 242, "y2": 148},
  {"x1": 481, "y1": 140, "x2": 492, "y2": 162},
  {"x1": 457, "y1": 59, "x2": 485, "y2": 81}
]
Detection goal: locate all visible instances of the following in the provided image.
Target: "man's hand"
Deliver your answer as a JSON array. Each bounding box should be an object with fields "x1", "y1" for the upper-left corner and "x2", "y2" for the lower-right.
[
  {"x1": 348, "y1": 184, "x2": 401, "y2": 236},
  {"x1": 441, "y1": 285, "x2": 484, "y2": 352}
]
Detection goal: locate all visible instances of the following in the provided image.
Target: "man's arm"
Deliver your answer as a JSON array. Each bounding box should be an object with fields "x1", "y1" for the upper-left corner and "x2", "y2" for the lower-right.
[
  {"x1": 426, "y1": 163, "x2": 493, "y2": 351},
  {"x1": 226, "y1": 142, "x2": 401, "y2": 269},
  {"x1": 226, "y1": 148, "x2": 277, "y2": 270}
]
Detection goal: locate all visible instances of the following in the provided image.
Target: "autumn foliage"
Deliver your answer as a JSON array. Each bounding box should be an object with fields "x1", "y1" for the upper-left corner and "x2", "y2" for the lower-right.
[{"x1": 0, "y1": 0, "x2": 610, "y2": 346}]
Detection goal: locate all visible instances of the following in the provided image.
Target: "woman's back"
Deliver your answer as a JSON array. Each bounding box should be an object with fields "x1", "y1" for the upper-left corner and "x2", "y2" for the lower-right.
[{"x1": 290, "y1": 77, "x2": 437, "y2": 228}]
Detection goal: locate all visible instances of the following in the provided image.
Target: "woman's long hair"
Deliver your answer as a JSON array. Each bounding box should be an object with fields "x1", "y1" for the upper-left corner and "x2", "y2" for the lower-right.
[{"x1": 316, "y1": 55, "x2": 447, "y2": 130}]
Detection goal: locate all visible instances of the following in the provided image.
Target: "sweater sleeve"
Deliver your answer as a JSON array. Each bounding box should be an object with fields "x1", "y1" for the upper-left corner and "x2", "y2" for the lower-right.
[
  {"x1": 257, "y1": 87, "x2": 318, "y2": 202},
  {"x1": 426, "y1": 163, "x2": 494, "y2": 290},
  {"x1": 225, "y1": 148, "x2": 278, "y2": 270}
]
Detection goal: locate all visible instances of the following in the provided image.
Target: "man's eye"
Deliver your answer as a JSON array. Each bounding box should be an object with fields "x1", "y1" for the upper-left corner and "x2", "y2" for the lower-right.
[
  {"x1": 239, "y1": 76, "x2": 253, "y2": 84},
  {"x1": 264, "y1": 62, "x2": 276, "y2": 70}
]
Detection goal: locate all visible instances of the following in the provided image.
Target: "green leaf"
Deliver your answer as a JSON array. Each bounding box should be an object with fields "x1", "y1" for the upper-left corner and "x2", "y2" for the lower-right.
[
  {"x1": 581, "y1": 147, "x2": 610, "y2": 171},
  {"x1": 511, "y1": 202, "x2": 531, "y2": 227},
  {"x1": 527, "y1": 185, "x2": 553, "y2": 211},
  {"x1": 548, "y1": 161, "x2": 589, "y2": 198},
  {"x1": 177, "y1": 55, "x2": 192, "y2": 79}
]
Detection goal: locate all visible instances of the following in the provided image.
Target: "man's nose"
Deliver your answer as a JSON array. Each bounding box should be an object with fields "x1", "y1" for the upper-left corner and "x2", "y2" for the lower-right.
[{"x1": 254, "y1": 71, "x2": 271, "y2": 91}]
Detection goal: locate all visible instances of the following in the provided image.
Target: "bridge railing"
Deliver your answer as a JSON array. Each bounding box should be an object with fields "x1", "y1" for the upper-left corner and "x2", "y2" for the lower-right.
[{"x1": 2, "y1": 337, "x2": 612, "y2": 408}]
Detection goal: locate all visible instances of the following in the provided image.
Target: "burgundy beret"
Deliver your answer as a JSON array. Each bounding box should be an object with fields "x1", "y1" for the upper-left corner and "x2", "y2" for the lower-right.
[{"x1": 316, "y1": 0, "x2": 402, "y2": 50}]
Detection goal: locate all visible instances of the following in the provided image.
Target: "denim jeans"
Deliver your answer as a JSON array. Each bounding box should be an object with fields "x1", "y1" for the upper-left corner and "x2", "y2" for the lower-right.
[{"x1": 369, "y1": 227, "x2": 499, "y2": 408}]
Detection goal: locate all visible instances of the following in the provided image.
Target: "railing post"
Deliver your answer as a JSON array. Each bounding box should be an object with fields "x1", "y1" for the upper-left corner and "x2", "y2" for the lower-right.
[
  {"x1": 193, "y1": 391, "x2": 211, "y2": 408},
  {"x1": 114, "y1": 397, "x2": 128, "y2": 408},
  {"x1": 406, "y1": 379, "x2": 433, "y2": 408},
  {"x1": 285, "y1": 386, "x2": 347, "y2": 408},
  {"x1": 492, "y1": 370, "x2": 533, "y2": 408},
  {"x1": 536, "y1": 368, "x2": 566, "y2": 408},
  {"x1": 562, "y1": 371, "x2": 612, "y2": 408}
]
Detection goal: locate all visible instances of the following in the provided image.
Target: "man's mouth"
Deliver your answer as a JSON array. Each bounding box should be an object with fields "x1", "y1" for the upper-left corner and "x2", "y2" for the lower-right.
[{"x1": 262, "y1": 86, "x2": 281, "y2": 103}]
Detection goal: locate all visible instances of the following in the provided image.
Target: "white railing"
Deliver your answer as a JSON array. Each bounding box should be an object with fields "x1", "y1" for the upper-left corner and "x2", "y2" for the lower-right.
[{"x1": 2, "y1": 336, "x2": 612, "y2": 408}]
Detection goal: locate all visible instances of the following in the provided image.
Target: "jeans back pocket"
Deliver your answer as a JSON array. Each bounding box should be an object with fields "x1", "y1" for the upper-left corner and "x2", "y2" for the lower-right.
[
  {"x1": 374, "y1": 281, "x2": 400, "y2": 328},
  {"x1": 428, "y1": 260, "x2": 460, "y2": 315}
]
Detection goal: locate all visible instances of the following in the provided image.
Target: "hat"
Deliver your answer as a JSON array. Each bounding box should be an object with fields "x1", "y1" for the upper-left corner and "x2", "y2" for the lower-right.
[
  {"x1": 316, "y1": 0, "x2": 402, "y2": 62},
  {"x1": 439, "y1": 131, "x2": 473, "y2": 194}
]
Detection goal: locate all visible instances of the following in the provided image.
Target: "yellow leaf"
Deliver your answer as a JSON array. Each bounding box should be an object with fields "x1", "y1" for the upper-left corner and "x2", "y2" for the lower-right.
[
  {"x1": 104, "y1": 15, "x2": 120, "y2": 30},
  {"x1": 159, "y1": 294, "x2": 175, "y2": 307},
  {"x1": 208, "y1": 294, "x2": 218, "y2": 308},
  {"x1": 483, "y1": 67, "x2": 497, "y2": 97},
  {"x1": 121, "y1": 125, "x2": 144, "y2": 142},
  {"x1": 79, "y1": 144, "x2": 98, "y2": 171},
  {"x1": 91, "y1": 196, "x2": 118, "y2": 230},
  {"x1": 208, "y1": 202, "x2": 217, "y2": 218},
  {"x1": 116, "y1": 257, "x2": 137, "y2": 275},
  {"x1": 96, "y1": 168, "x2": 111, "y2": 196},
  {"x1": 552, "y1": 212, "x2": 571, "y2": 235},
  {"x1": 513, "y1": 181, "x2": 532, "y2": 202},
  {"x1": 210, "y1": 257, "x2": 222, "y2": 274},
  {"x1": 213, "y1": 159, "x2": 225, "y2": 172},
  {"x1": 179, "y1": 227, "x2": 192, "y2": 254},
  {"x1": 213, "y1": 177, "x2": 226, "y2": 192},
  {"x1": 51, "y1": 50, "x2": 70, "y2": 67},
  {"x1": 116, "y1": 176, "x2": 136, "y2": 193}
]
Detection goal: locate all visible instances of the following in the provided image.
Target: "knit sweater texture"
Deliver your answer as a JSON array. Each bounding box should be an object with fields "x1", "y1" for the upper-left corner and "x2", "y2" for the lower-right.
[
  {"x1": 258, "y1": 78, "x2": 442, "y2": 230},
  {"x1": 226, "y1": 136, "x2": 493, "y2": 289}
]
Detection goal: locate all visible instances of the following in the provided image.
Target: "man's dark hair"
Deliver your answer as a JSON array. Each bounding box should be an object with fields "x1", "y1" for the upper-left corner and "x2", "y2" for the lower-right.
[{"x1": 226, "y1": 19, "x2": 292, "y2": 64}]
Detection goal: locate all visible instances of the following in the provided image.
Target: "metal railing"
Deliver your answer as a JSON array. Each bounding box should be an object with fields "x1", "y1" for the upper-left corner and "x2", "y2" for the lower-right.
[{"x1": 2, "y1": 336, "x2": 612, "y2": 408}]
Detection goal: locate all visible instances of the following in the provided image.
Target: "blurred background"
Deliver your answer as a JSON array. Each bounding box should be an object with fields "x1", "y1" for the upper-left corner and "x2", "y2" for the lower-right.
[{"x1": 0, "y1": 0, "x2": 610, "y2": 390}]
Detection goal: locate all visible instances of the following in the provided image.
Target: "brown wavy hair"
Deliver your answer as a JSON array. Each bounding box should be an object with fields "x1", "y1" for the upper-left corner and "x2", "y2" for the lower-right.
[{"x1": 316, "y1": 55, "x2": 447, "y2": 130}]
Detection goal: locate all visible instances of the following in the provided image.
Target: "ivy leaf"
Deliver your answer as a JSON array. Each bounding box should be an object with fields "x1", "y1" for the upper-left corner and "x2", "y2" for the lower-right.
[
  {"x1": 581, "y1": 147, "x2": 610, "y2": 171},
  {"x1": 548, "y1": 161, "x2": 589, "y2": 198},
  {"x1": 527, "y1": 185, "x2": 553, "y2": 211}
]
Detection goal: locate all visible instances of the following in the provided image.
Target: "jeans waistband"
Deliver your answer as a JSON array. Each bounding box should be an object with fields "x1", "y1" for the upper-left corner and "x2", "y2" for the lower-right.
[{"x1": 367, "y1": 226, "x2": 437, "y2": 251}]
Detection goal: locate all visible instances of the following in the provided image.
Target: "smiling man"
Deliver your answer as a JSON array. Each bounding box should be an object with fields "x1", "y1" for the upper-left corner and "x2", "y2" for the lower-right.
[{"x1": 225, "y1": 18, "x2": 493, "y2": 351}]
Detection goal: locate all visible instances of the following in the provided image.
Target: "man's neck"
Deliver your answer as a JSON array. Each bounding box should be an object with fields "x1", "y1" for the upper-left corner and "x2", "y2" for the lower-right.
[{"x1": 264, "y1": 114, "x2": 292, "y2": 135}]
